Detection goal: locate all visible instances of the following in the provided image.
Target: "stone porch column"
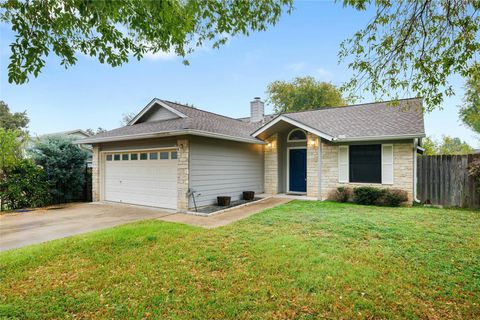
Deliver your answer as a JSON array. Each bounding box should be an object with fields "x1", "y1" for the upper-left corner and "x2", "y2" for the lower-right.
[
  {"x1": 91, "y1": 144, "x2": 101, "y2": 202},
  {"x1": 264, "y1": 133, "x2": 278, "y2": 195},
  {"x1": 306, "y1": 133, "x2": 320, "y2": 199},
  {"x1": 177, "y1": 137, "x2": 190, "y2": 212}
]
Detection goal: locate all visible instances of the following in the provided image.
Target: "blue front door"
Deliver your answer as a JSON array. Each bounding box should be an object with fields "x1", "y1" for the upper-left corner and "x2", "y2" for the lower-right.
[{"x1": 289, "y1": 148, "x2": 307, "y2": 192}]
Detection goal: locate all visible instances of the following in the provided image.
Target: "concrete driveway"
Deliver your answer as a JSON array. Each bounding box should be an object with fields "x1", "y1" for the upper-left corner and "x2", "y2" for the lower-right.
[{"x1": 0, "y1": 202, "x2": 172, "y2": 252}]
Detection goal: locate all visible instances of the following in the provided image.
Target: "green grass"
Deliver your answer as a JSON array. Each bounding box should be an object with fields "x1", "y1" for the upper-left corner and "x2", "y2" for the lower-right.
[{"x1": 1, "y1": 202, "x2": 479, "y2": 319}]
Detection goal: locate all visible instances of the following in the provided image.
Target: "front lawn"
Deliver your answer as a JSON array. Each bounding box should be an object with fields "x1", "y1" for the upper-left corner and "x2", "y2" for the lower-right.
[{"x1": 1, "y1": 202, "x2": 479, "y2": 319}]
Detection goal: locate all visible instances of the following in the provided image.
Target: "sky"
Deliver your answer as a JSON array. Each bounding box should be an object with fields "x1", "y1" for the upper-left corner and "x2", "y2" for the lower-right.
[{"x1": 0, "y1": 1, "x2": 478, "y2": 147}]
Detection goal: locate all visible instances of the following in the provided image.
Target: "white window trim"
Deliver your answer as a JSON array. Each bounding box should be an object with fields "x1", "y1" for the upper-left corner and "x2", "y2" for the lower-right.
[
  {"x1": 338, "y1": 145, "x2": 349, "y2": 183},
  {"x1": 339, "y1": 144, "x2": 394, "y2": 185},
  {"x1": 381, "y1": 144, "x2": 394, "y2": 185},
  {"x1": 287, "y1": 128, "x2": 307, "y2": 142}
]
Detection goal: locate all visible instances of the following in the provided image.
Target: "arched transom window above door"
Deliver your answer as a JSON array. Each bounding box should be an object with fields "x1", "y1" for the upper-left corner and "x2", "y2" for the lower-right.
[{"x1": 287, "y1": 129, "x2": 307, "y2": 142}]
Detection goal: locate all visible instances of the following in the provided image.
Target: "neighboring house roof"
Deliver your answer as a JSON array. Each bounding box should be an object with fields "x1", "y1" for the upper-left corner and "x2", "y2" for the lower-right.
[
  {"x1": 78, "y1": 97, "x2": 425, "y2": 144},
  {"x1": 40, "y1": 129, "x2": 91, "y2": 138}
]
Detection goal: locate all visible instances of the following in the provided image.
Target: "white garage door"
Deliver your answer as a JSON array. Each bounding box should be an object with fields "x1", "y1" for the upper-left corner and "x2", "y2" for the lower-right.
[{"x1": 104, "y1": 150, "x2": 178, "y2": 209}]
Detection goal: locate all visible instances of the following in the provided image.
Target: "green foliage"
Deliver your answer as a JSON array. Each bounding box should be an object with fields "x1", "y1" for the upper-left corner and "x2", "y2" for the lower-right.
[
  {"x1": 379, "y1": 189, "x2": 409, "y2": 207},
  {"x1": 353, "y1": 186, "x2": 408, "y2": 207},
  {"x1": 1, "y1": 202, "x2": 479, "y2": 318},
  {"x1": 0, "y1": 128, "x2": 24, "y2": 173},
  {"x1": 266, "y1": 76, "x2": 346, "y2": 113},
  {"x1": 334, "y1": 186, "x2": 352, "y2": 202},
  {"x1": 85, "y1": 127, "x2": 107, "y2": 136},
  {"x1": 421, "y1": 137, "x2": 437, "y2": 156},
  {"x1": 422, "y1": 135, "x2": 473, "y2": 155},
  {"x1": 0, "y1": 101, "x2": 29, "y2": 131},
  {"x1": 468, "y1": 158, "x2": 480, "y2": 191},
  {"x1": 353, "y1": 186, "x2": 385, "y2": 205},
  {"x1": 459, "y1": 63, "x2": 480, "y2": 135},
  {"x1": 1, "y1": 0, "x2": 293, "y2": 84},
  {"x1": 339, "y1": 1, "x2": 480, "y2": 110},
  {"x1": 0, "y1": 159, "x2": 51, "y2": 210},
  {"x1": 30, "y1": 135, "x2": 88, "y2": 203}
]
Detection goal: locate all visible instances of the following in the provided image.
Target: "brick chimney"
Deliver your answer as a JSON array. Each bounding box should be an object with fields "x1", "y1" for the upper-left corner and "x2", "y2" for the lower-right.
[{"x1": 250, "y1": 97, "x2": 264, "y2": 123}]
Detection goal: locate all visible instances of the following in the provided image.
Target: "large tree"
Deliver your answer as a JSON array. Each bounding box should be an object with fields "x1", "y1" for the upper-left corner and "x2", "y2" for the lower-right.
[
  {"x1": 422, "y1": 136, "x2": 473, "y2": 155},
  {"x1": 0, "y1": 101, "x2": 29, "y2": 131},
  {"x1": 0, "y1": 128, "x2": 24, "y2": 173},
  {"x1": 459, "y1": 62, "x2": 480, "y2": 135},
  {"x1": 1, "y1": 0, "x2": 292, "y2": 84},
  {"x1": 266, "y1": 76, "x2": 346, "y2": 113},
  {"x1": 85, "y1": 127, "x2": 107, "y2": 136},
  {"x1": 340, "y1": 0, "x2": 480, "y2": 111}
]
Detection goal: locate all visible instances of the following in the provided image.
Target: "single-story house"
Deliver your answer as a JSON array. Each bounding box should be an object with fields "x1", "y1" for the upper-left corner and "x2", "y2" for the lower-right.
[{"x1": 78, "y1": 97, "x2": 425, "y2": 211}]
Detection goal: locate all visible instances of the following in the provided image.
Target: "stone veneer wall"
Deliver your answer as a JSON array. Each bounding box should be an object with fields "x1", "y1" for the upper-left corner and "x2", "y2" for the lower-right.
[
  {"x1": 264, "y1": 133, "x2": 278, "y2": 194},
  {"x1": 320, "y1": 140, "x2": 414, "y2": 201},
  {"x1": 91, "y1": 144, "x2": 101, "y2": 202},
  {"x1": 306, "y1": 133, "x2": 320, "y2": 198},
  {"x1": 177, "y1": 137, "x2": 189, "y2": 212}
]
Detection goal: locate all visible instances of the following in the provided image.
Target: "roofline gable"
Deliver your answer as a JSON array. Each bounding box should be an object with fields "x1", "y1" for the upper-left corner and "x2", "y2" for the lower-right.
[
  {"x1": 128, "y1": 98, "x2": 187, "y2": 125},
  {"x1": 251, "y1": 115, "x2": 334, "y2": 141},
  {"x1": 75, "y1": 129, "x2": 264, "y2": 145}
]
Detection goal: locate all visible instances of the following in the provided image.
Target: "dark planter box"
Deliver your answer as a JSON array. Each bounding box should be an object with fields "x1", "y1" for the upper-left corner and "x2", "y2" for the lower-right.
[
  {"x1": 217, "y1": 196, "x2": 231, "y2": 206},
  {"x1": 243, "y1": 191, "x2": 255, "y2": 201}
]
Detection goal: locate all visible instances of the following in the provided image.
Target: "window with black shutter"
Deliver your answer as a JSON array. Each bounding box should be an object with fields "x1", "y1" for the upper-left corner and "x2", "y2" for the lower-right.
[{"x1": 349, "y1": 145, "x2": 381, "y2": 183}]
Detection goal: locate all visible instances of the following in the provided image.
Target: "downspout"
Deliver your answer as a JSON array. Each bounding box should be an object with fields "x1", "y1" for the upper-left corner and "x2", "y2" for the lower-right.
[
  {"x1": 318, "y1": 137, "x2": 322, "y2": 200},
  {"x1": 413, "y1": 138, "x2": 421, "y2": 203}
]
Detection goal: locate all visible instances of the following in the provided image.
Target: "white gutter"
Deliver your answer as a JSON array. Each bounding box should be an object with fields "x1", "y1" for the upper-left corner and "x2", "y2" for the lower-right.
[
  {"x1": 333, "y1": 133, "x2": 425, "y2": 142},
  {"x1": 74, "y1": 129, "x2": 265, "y2": 145},
  {"x1": 413, "y1": 138, "x2": 421, "y2": 203}
]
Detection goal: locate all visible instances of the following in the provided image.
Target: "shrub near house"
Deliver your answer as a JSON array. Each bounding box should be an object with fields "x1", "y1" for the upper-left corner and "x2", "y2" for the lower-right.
[
  {"x1": 333, "y1": 186, "x2": 408, "y2": 207},
  {"x1": 30, "y1": 135, "x2": 88, "y2": 204},
  {"x1": 0, "y1": 159, "x2": 51, "y2": 210}
]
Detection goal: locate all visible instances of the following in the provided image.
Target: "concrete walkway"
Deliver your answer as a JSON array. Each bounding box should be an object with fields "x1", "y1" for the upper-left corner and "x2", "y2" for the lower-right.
[
  {"x1": 159, "y1": 197, "x2": 291, "y2": 228},
  {"x1": 0, "y1": 202, "x2": 172, "y2": 251}
]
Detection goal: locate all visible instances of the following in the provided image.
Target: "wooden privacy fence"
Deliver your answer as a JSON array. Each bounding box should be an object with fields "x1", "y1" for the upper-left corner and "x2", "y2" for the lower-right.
[{"x1": 417, "y1": 154, "x2": 480, "y2": 208}]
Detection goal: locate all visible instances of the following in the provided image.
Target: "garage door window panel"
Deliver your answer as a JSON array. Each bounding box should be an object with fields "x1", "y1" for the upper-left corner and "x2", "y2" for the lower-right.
[
  {"x1": 122, "y1": 154, "x2": 129, "y2": 161},
  {"x1": 171, "y1": 151, "x2": 177, "y2": 159},
  {"x1": 160, "y1": 152, "x2": 169, "y2": 160},
  {"x1": 140, "y1": 153, "x2": 148, "y2": 160},
  {"x1": 149, "y1": 152, "x2": 158, "y2": 160},
  {"x1": 114, "y1": 154, "x2": 121, "y2": 161},
  {"x1": 130, "y1": 153, "x2": 138, "y2": 160},
  {"x1": 106, "y1": 155, "x2": 113, "y2": 161}
]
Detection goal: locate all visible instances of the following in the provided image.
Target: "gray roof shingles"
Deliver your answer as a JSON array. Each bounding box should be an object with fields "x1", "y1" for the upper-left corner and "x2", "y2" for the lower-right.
[
  {"x1": 80, "y1": 98, "x2": 424, "y2": 143},
  {"x1": 284, "y1": 98, "x2": 425, "y2": 139}
]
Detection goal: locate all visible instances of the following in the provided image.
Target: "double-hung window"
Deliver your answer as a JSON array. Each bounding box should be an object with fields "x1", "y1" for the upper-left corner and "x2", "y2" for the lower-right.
[{"x1": 338, "y1": 144, "x2": 393, "y2": 184}]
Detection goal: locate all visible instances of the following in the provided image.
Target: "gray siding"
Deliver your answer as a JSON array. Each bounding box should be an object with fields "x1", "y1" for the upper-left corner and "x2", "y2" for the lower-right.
[
  {"x1": 189, "y1": 136, "x2": 264, "y2": 208},
  {"x1": 138, "y1": 105, "x2": 180, "y2": 122}
]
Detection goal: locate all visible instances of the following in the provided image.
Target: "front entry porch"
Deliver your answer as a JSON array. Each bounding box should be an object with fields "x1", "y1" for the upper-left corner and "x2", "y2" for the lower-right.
[{"x1": 261, "y1": 122, "x2": 321, "y2": 199}]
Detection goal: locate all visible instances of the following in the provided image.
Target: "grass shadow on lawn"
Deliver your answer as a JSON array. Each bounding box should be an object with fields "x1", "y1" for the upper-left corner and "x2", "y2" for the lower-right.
[{"x1": 1, "y1": 201, "x2": 479, "y2": 319}]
